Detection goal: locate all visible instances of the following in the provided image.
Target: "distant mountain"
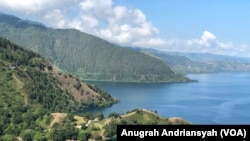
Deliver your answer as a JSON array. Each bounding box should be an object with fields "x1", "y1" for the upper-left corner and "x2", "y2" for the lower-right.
[
  {"x1": 165, "y1": 52, "x2": 250, "y2": 63},
  {"x1": 135, "y1": 48, "x2": 250, "y2": 74},
  {"x1": 0, "y1": 12, "x2": 190, "y2": 83},
  {"x1": 0, "y1": 12, "x2": 46, "y2": 29}
]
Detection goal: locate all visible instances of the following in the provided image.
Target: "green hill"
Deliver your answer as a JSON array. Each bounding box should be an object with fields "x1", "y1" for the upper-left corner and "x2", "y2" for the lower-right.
[
  {"x1": 0, "y1": 37, "x2": 191, "y2": 141},
  {"x1": 0, "y1": 12, "x2": 190, "y2": 83},
  {"x1": 47, "y1": 109, "x2": 191, "y2": 141},
  {"x1": 0, "y1": 37, "x2": 119, "y2": 140},
  {"x1": 0, "y1": 37, "x2": 118, "y2": 110}
]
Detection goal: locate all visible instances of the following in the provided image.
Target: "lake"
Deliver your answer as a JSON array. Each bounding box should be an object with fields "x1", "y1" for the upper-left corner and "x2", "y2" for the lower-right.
[{"x1": 86, "y1": 72, "x2": 250, "y2": 124}]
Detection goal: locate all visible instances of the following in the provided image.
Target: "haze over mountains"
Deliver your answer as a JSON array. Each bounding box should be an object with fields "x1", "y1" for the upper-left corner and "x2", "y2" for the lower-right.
[
  {"x1": 133, "y1": 47, "x2": 250, "y2": 74},
  {"x1": 0, "y1": 12, "x2": 190, "y2": 83}
]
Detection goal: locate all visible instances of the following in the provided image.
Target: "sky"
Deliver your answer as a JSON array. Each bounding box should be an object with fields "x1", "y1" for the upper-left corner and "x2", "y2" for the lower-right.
[{"x1": 0, "y1": 0, "x2": 250, "y2": 57}]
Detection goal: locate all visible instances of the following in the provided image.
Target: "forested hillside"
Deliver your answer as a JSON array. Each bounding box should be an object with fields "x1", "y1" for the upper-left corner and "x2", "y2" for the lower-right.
[
  {"x1": 0, "y1": 12, "x2": 190, "y2": 83},
  {"x1": 0, "y1": 37, "x2": 120, "y2": 140},
  {"x1": 0, "y1": 37, "x2": 118, "y2": 110}
]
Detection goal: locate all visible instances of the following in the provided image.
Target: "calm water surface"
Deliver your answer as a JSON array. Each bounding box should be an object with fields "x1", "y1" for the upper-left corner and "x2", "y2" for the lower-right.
[{"x1": 86, "y1": 72, "x2": 250, "y2": 124}]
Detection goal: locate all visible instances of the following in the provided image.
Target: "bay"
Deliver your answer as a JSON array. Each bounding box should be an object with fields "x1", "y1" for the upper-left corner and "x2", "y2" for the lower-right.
[{"x1": 86, "y1": 72, "x2": 250, "y2": 124}]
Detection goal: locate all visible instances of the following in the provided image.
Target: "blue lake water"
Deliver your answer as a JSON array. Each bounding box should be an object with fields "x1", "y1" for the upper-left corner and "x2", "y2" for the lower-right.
[{"x1": 86, "y1": 72, "x2": 250, "y2": 124}]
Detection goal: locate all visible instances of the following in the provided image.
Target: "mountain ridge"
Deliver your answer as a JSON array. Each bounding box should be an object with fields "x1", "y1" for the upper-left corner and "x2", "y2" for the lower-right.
[
  {"x1": 135, "y1": 47, "x2": 250, "y2": 74},
  {"x1": 0, "y1": 12, "x2": 191, "y2": 83}
]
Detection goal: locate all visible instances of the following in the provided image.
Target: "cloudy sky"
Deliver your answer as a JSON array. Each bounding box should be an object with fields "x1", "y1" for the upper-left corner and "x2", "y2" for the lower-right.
[{"x1": 0, "y1": 0, "x2": 250, "y2": 57}]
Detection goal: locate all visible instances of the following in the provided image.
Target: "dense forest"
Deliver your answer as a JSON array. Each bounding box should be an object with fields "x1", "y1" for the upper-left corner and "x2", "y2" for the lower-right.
[
  {"x1": 0, "y1": 12, "x2": 191, "y2": 83},
  {"x1": 0, "y1": 37, "x2": 120, "y2": 140}
]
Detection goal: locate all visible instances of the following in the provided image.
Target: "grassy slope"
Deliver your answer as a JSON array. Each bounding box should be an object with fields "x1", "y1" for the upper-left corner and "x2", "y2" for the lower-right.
[{"x1": 49, "y1": 109, "x2": 191, "y2": 140}]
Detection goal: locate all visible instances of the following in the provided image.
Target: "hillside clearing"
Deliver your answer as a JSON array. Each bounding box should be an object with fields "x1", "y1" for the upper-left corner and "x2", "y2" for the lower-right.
[
  {"x1": 49, "y1": 113, "x2": 67, "y2": 128},
  {"x1": 12, "y1": 74, "x2": 28, "y2": 105}
]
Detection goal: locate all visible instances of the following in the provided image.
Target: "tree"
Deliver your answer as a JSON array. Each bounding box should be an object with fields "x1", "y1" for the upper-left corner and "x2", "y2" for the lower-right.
[
  {"x1": 20, "y1": 130, "x2": 34, "y2": 141},
  {"x1": 47, "y1": 65, "x2": 53, "y2": 71},
  {"x1": 33, "y1": 132, "x2": 47, "y2": 141},
  {"x1": 1, "y1": 134, "x2": 15, "y2": 141},
  {"x1": 108, "y1": 112, "x2": 120, "y2": 118},
  {"x1": 0, "y1": 122, "x2": 4, "y2": 135},
  {"x1": 78, "y1": 131, "x2": 87, "y2": 141},
  {"x1": 74, "y1": 81, "x2": 82, "y2": 90},
  {"x1": 91, "y1": 133, "x2": 102, "y2": 141},
  {"x1": 78, "y1": 131, "x2": 90, "y2": 141},
  {"x1": 103, "y1": 120, "x2": 117, "y2": 137},
  {"x1": 84, "y1": 112, "x2": 94, "y2": 120},
  {"x1": 96, "y1": 113, "x2": 104, "y2": 120},
  {"x1": 49, "y1": 129, "x2": 65, "y2": 141},
  {"x1": 120, "y1": 120, "x2": 127, "y2": 125},
  {"x1": 81, "y1": 123, "x2": 88, "y2": 130},
  {"x1": 67, "y1": 113, "x2": 75, "y2": 122}
]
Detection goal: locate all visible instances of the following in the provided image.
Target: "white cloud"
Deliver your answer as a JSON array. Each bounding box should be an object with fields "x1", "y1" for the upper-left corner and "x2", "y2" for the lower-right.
[
  {"x1": 161, "y1": 31, "x2": 250, "y2": 57},
  {"x1": 0, "y1": 0, "x2": 77, "y2": 15},
  {"x1": 44, "y1": 9, "x2": 66, "y2": 28},
  {"x1": 0, "y1": 0, "x2": 163, "y2": 47},
  {"x1": 79, "y1": 0, "x2": 95, "y2": 11},
  {"x1": 79, "y1": 0, "x2": 112, "y2": 12},
  {"x1": 76, "y1": 0, "x2": 163, "y2": 47},
  {"x1": 1, "y1": 0, "x2": 250, "y2": 57},
  {"x1": 236, "y1": 44, "x2": 250, "y2": 55},
  {"x1": 186, "y1": 31, "x2": 232, "y2": 49},
  {"x1": 81, "y1": 15, "x2": 99, "y2": 28},
  {"x1": 132, "y1": 38, "x2": 166, "y2": 47},
  {"x1": 79, "y1": 0, "x2": 113, "y2": 21}
]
